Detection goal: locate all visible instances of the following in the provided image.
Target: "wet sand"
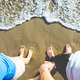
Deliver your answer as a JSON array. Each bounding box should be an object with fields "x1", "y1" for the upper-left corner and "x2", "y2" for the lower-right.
[{"x1": 0, "y1": 18, "x2": 80, "y2": 80}]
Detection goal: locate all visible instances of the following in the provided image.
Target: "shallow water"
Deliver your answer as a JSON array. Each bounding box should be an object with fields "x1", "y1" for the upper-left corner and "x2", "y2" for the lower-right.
[{"x1": 0, "y1": 0, "x2": 80, "y2": 30}]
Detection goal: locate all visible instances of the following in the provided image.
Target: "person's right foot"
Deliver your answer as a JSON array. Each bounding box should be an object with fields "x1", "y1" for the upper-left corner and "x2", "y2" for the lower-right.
[
  {"x1": 28, "y1": 49, "x2": 33, "y2": 59},
  {"x1": 47, "y1": 46, "x2": 54, "y2": 59},
  {"x1": 65, "y1": 44, "x2": 72, "y2": 53}
]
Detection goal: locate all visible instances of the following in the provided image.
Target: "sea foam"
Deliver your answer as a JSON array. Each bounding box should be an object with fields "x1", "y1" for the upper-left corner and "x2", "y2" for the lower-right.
[{"x1": 0, "y1": 0, "x2": 80, "y2": 31}]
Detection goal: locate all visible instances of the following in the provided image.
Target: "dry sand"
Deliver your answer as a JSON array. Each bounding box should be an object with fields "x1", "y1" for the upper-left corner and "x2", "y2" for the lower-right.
[{"x1": 0, "y1": 18, "x2": 80, "y2": 80}]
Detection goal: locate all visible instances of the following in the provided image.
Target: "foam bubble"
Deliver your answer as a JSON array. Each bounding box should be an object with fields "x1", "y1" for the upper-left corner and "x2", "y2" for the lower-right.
[{"x1": 0, "y1": 0, "x2": 80, "y2": 31}]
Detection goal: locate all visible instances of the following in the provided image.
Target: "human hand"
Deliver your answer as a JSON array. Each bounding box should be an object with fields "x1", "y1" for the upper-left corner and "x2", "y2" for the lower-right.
[{"x1": 39, "y1": 61, "x2": 54, "y2": 74}]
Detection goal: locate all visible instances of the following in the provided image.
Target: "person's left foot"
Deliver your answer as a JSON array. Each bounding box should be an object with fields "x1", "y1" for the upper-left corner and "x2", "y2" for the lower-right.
[
  {"x1": 19, "y1": 47, "x2": 24, "y2": 57},
  {"x1": 47, "y1": 46, "x2": 54, "y2": 59}
]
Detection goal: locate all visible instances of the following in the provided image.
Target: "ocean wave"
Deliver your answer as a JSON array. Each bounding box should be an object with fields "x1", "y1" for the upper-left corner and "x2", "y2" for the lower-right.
[{"x1": 0, "y1": 0, "x2": 80, "y2": 31}]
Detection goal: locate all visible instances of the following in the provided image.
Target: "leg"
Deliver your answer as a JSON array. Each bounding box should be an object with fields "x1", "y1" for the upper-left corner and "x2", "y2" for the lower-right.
[
  {"x1": 7, "y1": 48, "x2": 33, "y2": 65},
  {"x1": 20, "y1": 49, "x2": 33, "y2": 65},
  {"x1": 19, "y1": 47, "x2": 25, "y2": 57},
  {"x1": 47, "y1": 46, "x2": 54, "y2": 59},
  {"x1": 46, "y1": 47, "x2": 56, "y2": 68},
  {"x1": 46, "y1": 44, "x2": 72, "y2": 80},
  {"x1": 28, "y1": 61, "x2": 55, "y2": 80},
  {"x1": 39, "y1": 62, "x2": 55, "y2": 80}
]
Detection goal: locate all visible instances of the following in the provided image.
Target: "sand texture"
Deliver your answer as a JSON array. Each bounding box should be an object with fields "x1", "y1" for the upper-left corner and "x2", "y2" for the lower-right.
[{"x1": 0, "y1": 18, "x2": 80, "y2": 80}]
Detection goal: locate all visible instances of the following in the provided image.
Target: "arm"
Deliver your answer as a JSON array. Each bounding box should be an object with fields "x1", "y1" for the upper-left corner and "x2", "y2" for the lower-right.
[
  {"x1": 40, "y1": 69, "x2": 54, "y2": 80},
  {"x1": 39, "y1": 62, "x2": 55, "y2": 80},
  {"x1": 19, "y1": 49, "x2": 33, "y2": 65}
]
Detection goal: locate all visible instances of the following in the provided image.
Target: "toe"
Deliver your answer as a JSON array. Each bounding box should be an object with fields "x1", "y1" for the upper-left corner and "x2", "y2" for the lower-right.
[
  {"x1": 47, "y1": 47, "x2": 50, "y2": 51},
  {"x1": 19, "y1": 47, "x2": 24, "y2": 52},
  {"x1": 50, "y1": 46, "x2": 52, "y2": 50},
  {"x1": 29, "y1": 49, "x2": 33, "y2": 54},
  {"x1": 65, "y1": 44, "x2": 72, "y2": 53}
]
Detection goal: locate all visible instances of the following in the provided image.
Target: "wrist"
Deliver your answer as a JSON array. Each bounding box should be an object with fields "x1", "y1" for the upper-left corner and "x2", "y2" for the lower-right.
[{"x1": 39, "y1": 67, "x2": 48, "y2": 74}]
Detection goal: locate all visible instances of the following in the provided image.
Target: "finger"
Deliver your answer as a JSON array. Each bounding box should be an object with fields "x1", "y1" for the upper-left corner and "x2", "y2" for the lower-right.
[{"x1": 44, "y1": 61, "x2": 52, "y2": 64}]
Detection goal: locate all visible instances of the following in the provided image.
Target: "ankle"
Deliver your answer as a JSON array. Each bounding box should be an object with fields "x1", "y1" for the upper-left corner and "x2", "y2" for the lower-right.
[
  {"x1": 50, "y1": 54, "x2": 54, "y2": 58},
  {"x1": 20, "y1": 52, "x2": 24, "y2": 57}
]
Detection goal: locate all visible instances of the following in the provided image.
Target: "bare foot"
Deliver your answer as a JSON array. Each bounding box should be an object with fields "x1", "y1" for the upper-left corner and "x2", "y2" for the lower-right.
[
  {"x1": 47, "y1": 46, "x2": 54, "y2": 59},
  {"x1": 19, "y1": 47, "x2": 24, "y2": 57},
  {"x1": 65, "y1": 44, "x2": 72, "y2": 53},
  {"x1": 27, "y1": 49, "x2": 33, "y2": 59}
]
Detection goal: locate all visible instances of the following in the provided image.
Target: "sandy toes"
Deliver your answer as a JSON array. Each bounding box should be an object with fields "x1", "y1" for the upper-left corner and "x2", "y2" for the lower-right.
[
  {"x1": 47, "y1": 46, "x2": 54, "y2": 59},
  {"x1": 28, "y1": 49, "x2": 33, "y2": 59},
  {"x1": 19, "y1": 47, "x2": 25, "y2": 57},
  {"x1": 65, "y1": 44, "x2": 72, "y2": 53}
]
